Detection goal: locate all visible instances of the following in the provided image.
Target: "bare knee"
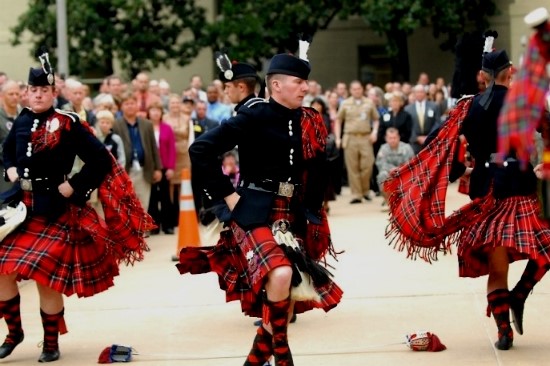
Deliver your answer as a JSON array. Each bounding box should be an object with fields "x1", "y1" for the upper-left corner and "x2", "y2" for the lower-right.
[
  {"x1": 265, "y1": 266, "x2": 292, "y2": 301},
  {"x1": 0, "y1": 273, "x2": 19, "y2": 300},
  {"x1": 267, "y1": 266, "x2": 292, "y2": 288}
]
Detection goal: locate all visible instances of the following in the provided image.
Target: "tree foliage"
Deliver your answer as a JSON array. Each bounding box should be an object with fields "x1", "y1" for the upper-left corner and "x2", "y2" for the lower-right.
[
  {"x1": 12, "y1": 0, "x2": 499, "y2": 82},
  {"x1": 347, "y1": 0, "x2": 498, "y2": 80},
  {"x1": 11, "y1": 0, "x2": 207, "y2": 78},
  {"x1": 358, "y1": 0, "x2": 497, "y2": 53},
  {"x1": 208, "y1": 0, "x2": 352, "y2": 69},
  {"x1": 210, "y1": 0, "x2": 498, "y2": 81}
]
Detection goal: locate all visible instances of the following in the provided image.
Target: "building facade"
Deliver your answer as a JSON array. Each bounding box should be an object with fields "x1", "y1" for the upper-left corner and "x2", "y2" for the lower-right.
[{"x1": 0, "y1": 0, "x2": 547, "y2": 94}]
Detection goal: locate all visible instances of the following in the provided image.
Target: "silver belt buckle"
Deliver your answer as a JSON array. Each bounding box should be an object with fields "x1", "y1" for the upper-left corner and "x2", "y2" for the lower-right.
[
  {"x1": 278, "y1": 182, "x2": 294, "y2": 197},
  {"x1": 20, "y1": 178, "x2": 32, "y2": 191}
]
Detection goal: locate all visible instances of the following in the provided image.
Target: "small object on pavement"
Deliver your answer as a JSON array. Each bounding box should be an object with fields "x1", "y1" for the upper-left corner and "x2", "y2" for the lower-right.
[
  {"x1": 405, "y1": 331, "x2": 447, "y2": 352},
  {"x1": 98, "y1": 344, "x2": 134, "y2": 363}
]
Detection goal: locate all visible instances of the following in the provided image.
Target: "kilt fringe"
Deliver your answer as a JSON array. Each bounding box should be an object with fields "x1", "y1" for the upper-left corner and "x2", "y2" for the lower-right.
[
  {"x1": 383, "y1": 97, "x2": 473, "y2": 262},
  {"x1": 385, "y1": 222, "x2": 456, "y2": 263}
]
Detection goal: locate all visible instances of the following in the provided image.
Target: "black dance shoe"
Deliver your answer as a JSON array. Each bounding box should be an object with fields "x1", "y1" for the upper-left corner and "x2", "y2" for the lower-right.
[
  {"x1": 38, "y1": 349, "x2": 60, "y2": 363},
  {"x1": 510, "y1": 297, "x2": 525, "y2": 335},
  {"x1": 0, "y1": 333, "x2": 24, "y2": 359},
  {"x1": 495, "y1": 336, "x2": 513, "y2": 351}
]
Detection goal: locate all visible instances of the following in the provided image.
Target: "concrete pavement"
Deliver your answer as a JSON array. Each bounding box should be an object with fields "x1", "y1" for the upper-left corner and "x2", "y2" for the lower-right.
[{"x1": 4, "y1": 184, "x2": 550, "y2": 365}]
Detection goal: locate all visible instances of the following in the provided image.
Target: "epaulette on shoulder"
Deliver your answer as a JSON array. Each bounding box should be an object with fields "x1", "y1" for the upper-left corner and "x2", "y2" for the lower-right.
[
  {"x1": 457, "y1": 94, "x2": 474, "y2": 104},
  {"x1": 301, "y1": 106, "x2": 317, "y2": 113},
  {"x1": 19, "y1": 107, "x2": 32, "y2": 116},
  {"x1": 243, "y1": 97, "x2": 268, "y2": 109},
  {"x1": 55, "y1": 109, "x2": 79, "y2": 123}
]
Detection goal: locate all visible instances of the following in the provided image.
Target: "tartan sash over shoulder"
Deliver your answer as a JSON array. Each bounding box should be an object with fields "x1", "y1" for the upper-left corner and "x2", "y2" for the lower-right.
[
  {"x1": 383, "y1": 97, "x2": 480, "y2": 262},
  {"x1": 300, "y1": 106, "x2": 327, "y2": 160},
  {"x1": 300, "y1": 106, "x2": 336, "y2": 261}
]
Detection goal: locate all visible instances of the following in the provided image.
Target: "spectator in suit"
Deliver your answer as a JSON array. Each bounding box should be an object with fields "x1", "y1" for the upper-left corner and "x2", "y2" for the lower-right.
[
  {"x1": 189, "y1": 75, "x2": 207, "y2": 102},
  {"x1": 405, "y1": 84, "x2": 441, "y2": 154},
  {"x1": 113, "y1": 93, "x2": 162, "y2": 210},
  {"x1": 378, "y1": 91, "x2": 413, "y2": 144},
  {"x1": 192, "y1": 100, "x2": 219, "y2": 139},
  {"x1": 133, "y1": 72, "x2": 161, "y2": 119}
]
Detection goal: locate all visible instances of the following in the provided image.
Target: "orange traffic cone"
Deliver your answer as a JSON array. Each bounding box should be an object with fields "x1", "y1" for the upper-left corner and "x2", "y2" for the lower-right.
[{"x1": 171, "y1": 168, "x2": 201, "y2": 261}]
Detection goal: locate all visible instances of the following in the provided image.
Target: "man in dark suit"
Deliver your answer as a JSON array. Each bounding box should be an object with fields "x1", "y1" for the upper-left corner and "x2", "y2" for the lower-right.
[
  {"x1": 191, "y1": 100, "x2": 219, "y2": 138},
  {"x1": 405, "y1": 84, "x2": 441, "y2": 154},
  {"x1": 113, "y1": 93, "x2": 162, "y2": 210}
]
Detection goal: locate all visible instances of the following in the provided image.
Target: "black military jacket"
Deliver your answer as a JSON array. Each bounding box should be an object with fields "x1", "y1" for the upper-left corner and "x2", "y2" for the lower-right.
[
  {"x1": 453, "y1": 85, "x2": 537, "y2": 199},
  {"x1": 3, "y1": 107, "x2": 111, "y2": 218},
  {"x1": 189, "y1": 97, "x2": 326, "y2": 230}
]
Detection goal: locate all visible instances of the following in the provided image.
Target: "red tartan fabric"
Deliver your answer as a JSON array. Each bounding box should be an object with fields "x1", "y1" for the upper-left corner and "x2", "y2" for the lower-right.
[
  {"x1": 178, "y1": 107, "x2": 341, "y2": 317},
  {"x1": 178, "y1": 197, "x2": 343, "y2": 317},
  {"x1": 457, "y1": 194, "x2": 550, "y2": 277},
  {"x1": 300, "y1": 106, "x2": 334, "y2": 260},
  {"x1": 80, "y1": 120, "x2": 154, "y2": 263},
  {"x1": 97, "y1": 155, "x2": 155, "y2": 264},
  {"x1": 30, "y1": 111, "x2": 72, "y2": 153},
  {"x1": 300, "y1": 107, "x2": 327, "y2": 160},
  {"x1": 0, "y1": 192, "x2": 119, "y2": 297},
  {"x1": 304, "y1": 209, "x2": 332, "y2": 261},
  {"x1": 0, "y1": 120, "x2": 153, "y2": 297},
  {"x1": 497, "y1": 21, "x2": 550, "y2": 165},
  {"x1": 383, "y1": 97, "x2": 478, "y2": 261}
]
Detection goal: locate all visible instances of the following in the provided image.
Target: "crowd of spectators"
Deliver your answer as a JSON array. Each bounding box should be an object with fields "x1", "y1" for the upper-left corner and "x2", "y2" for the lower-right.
[{"x1": 0, "y1": 68, "x2": 457, "y2": 225}]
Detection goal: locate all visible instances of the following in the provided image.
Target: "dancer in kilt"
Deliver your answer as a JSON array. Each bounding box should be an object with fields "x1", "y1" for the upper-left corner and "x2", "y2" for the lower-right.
[
  {"x1": 0, "y1": 50, "x2": 153, "y2": 362},
  {"x1": 385, "y1": 44, "x2": 550, "y2": 351},
  {"x1": 178, "y1": 46, "x2": 342, "y2": 365}
]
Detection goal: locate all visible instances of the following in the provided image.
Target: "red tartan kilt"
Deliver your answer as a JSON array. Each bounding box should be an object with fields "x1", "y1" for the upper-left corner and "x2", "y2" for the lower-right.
[
  {"x1": 178, "y1": 196, "x2": 343, "y2": 317},
  {"x1": 0, "y1": 194, "x2": 120, "y2": 297},
  {"x1": 458, "y1": 194, "x2": 550, "y2": 277}
]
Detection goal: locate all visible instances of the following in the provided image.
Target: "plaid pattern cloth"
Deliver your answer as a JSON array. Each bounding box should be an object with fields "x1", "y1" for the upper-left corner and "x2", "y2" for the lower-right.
[
  {"x1": 178, "y1": 108, "x2": 341, "y2": 317},
  {"x1": 384, "y1": 97, "x2": 478, "y2": 261},
  {"x1": 458, "y1": 194, "x2": 550, "y2": 277},
  {"x1": 0, "y1": 120, "x2": 154, "y2": 297},
  {"x1": 97, "y1": 154, "x2": 155, "y2": 264},
  {"x1": 0, "y1": 191, "x2": 119, "y2": 297},
  {"x1": 498, "y1": 21, "x2": 550, "y2": 164},
  {"x1": 178, "y1": 197, "x2": 343, "y2": 318},
  {"x1": 300, "y1": 106, "x2": 327, "y2": 160}
]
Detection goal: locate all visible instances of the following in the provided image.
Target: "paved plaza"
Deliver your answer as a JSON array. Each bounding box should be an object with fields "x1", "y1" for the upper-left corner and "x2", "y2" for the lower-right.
[{"x1": 3, "y1": 184, "x2": 550, "y2": 365}]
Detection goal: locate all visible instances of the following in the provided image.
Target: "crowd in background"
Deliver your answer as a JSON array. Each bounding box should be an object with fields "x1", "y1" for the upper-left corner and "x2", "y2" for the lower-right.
[{"x1": 0, "y1": 69, "x2": 459, "y2": 230}]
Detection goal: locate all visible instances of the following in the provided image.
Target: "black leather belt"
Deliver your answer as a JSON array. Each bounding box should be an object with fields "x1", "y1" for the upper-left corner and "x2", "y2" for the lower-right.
[
  {"x1": 485, "y1": 153, "x2": 518, "y2": 168},
  {"x1": 240, "y1": 180, "x2": 301, "y2": 197},
  {"x1": 19, "y1": 175, "x2": 67, "y2": 192}
]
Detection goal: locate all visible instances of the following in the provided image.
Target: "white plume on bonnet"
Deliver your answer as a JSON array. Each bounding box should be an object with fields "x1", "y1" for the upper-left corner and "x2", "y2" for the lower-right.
[
  {"x1": 298, "y1": 40, "x2": 310, "y2": 62},
  {"x1": 483, "y1": 33, "x2": 496, "y2": 53}
]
